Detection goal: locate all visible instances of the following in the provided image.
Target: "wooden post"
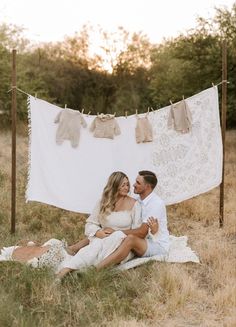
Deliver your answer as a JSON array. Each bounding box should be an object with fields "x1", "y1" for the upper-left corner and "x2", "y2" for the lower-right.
[
  {"x1": 219, "y1": 40, "x2": 227, "y2": 228},
  {"x1": 11, "y1": 49, "x2": 17, "y2": 233}
]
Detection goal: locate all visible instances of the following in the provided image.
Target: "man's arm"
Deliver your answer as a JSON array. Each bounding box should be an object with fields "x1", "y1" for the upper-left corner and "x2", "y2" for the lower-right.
[{"x1": 122, "y1": 223, "x2": 149, "y2": 239}]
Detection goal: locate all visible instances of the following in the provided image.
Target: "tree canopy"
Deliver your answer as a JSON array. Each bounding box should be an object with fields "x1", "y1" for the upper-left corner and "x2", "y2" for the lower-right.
[{"x1": 0, "y1": 4, "x2": 235, "y2": 127}]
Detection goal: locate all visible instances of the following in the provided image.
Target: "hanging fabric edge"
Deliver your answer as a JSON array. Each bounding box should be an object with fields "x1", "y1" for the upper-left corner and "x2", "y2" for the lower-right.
[{"x1": 25, "y1": 95, "x2": 32, "y2": 203}]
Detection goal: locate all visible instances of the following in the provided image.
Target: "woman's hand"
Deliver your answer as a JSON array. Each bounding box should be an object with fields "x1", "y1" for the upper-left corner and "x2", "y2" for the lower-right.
[
  {"x1": 95, "y1": 228, "x2": 114, "y2": 238},
  {"x1": 103, "y1": 227, "x2": 115, "y2": 235},
  {"x1": 147, "y1": 217, "x2": 159, "y2": 235}
]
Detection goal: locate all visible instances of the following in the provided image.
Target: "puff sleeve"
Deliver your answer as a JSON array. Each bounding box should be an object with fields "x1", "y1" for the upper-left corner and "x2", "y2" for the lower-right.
[
  {"x1": 114, "y1": 119, "x2": 121, "y2": 136},
  {"x1": 80, "y1": 114, "x2": 87, "y2": 128},
  {"x1": 89, "y1": 117, "x2": 97, "y2": 132},
  {"x1": 84, "y1": 201, "x2": 102, "y2": 238},
  {"x1": 54, "y1": 111, "x2": 62, "y2": 124}
]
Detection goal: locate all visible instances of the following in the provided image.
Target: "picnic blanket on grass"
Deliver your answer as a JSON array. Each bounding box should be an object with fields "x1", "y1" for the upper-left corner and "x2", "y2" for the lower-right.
[{"x1": 118, "y1": 235, "x2": 200, "y2": 270}]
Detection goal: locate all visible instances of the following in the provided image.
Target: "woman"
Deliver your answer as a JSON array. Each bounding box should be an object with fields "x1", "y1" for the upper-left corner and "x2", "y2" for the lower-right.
[
  {"x1": 0, "y1": 172, "x2": 142, "y2": 277},
  {"x1": 0, "y1": 238, "x2": 72, "y2": 273},
  {"x1": 56, "y1": 171, "x2": 142, "y2": 280}
]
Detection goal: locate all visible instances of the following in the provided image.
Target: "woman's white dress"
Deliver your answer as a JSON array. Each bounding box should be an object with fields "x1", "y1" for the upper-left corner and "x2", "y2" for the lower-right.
[
  {"x1": 0, "y1": 201, "x2": 142, "y2": 272},
  {"x1": 60, "y1": 201, "x2": 142, "y2": 271}
]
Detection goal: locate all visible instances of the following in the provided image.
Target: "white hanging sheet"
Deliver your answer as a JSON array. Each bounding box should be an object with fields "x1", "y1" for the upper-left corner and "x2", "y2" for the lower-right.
[{"x1": 26, "y1": 86, "x2": 222, "y2": 213}]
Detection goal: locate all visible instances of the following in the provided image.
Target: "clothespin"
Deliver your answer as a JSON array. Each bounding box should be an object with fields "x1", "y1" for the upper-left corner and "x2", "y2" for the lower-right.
[
  {"x1": 182, "y1": 95, "x2": 185, "y2": 100},
  {"x1": 34, "y1": 92, "x2": 37, "y2": 99},
  {"x1": 114, "y1": 112, "x2": 116, "y2": 117},
  {"x1": 87, "y1": 111, "x2": 91, "y2": 116},
  {"x1": 81, "y1": 108, "x2": 84, "y2": 114},
  {"x1": 149, "y1": 107, "x2": 155, "y2": 114},
  {"x1": 125, "y1": 111, "x2": 128, "y2": 118},
  {"x1": 145, "y1": 107, "x2": 150, "y2": 117},
  {"x1": 212, "y1": 82, "x2": 215, "y2": 87},
  {"x1": 169, "y1": 100, "x2": 173, "y2": 105},
  {"x1": 65, "y1": 104, "x2": 67, "y2": 109},
  {"x1": 136, "y1": 109, "x2": 138, "y2": 116},
  {"x1": 97, "y1": 112, "x2": 99, "y2": 116}
]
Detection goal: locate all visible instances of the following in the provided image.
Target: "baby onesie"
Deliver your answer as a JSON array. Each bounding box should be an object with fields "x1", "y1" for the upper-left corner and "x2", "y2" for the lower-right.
[{"x1": 54, "y1": 109, "x2": 87, "y2": 148}]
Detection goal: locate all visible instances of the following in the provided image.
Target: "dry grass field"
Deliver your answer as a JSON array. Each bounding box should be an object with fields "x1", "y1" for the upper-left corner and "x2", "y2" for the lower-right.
[{"x1": 0, "y1": 126, "x2": 235, "y2": 327}]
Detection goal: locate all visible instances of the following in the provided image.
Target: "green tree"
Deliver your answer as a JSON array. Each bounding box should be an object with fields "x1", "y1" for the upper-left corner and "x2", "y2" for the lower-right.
[{"x1": 148, "y1": 3, "x2": 236, "y2": 127}]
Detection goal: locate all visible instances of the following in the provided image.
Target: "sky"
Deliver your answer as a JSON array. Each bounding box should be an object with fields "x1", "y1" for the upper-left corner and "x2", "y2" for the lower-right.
[{"x1": 0, "y1": 0, "x2": 235, "y2": 45}]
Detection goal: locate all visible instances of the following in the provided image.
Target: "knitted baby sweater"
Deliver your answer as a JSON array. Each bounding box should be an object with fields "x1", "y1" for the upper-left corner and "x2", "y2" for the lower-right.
[
  {"x1": 135, "y1": 116, "x2": 153, "y2": 143},
  {"x1": 90, "y1": 114, "x2": 121, "y2": 139}
]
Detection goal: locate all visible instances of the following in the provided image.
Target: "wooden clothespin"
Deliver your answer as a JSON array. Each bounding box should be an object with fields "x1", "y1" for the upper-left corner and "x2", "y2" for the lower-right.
[
  {"x1": 136, "y1": 109, "x2": 138, "y2": 116},
  {"x1": 147, "y1": 107, "x2": 150, "y2": 114},
  {"x1": 87, "y1": 111, "x2": 91, "y2": 116},
  {"x1": 212, "y1": 82, "x2": 215, "y2": 87},
  {"x1": 182, "y1": 95, "x2": 185, "y2": 100},
  {"x1": 125, "y1": 111, "x2": 128, "y2": 118},
  {"x1": 114, "y1": 112, "x2": 116, "y2": 117},
  {"x1": 65, "y1": 104, "x2": 67, "y2": 109},
  {"x1": 81, "y1": 108, "x2": 84, "y2": 114},
  {"x1": 169, "y1": 100, "x2": 173, "y2": 105},
  {"x1": 34, "y1": 92, "x2": 37, "y2": 99}
]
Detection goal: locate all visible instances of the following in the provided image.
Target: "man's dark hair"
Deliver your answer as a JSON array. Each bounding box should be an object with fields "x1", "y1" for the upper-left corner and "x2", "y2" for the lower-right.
[{"x1": 139, "y1": 170, "x2": 157, "y2": 190}]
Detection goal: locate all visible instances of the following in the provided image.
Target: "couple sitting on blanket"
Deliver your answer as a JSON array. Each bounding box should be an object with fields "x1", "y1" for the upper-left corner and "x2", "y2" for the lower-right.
[{"x1": 1, "y1": 170, "x2": 170, "y2": 280}]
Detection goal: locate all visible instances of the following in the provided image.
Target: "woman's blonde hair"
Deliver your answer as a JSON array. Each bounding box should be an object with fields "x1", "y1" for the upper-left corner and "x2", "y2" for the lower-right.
[{"x1": 99, "y1": 171, "x2": 129, "y2": 222}]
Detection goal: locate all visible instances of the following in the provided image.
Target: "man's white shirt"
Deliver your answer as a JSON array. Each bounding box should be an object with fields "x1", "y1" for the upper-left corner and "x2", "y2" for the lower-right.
[{"x1": 138, "y1": 192, "x2": 170, "y2": 252}]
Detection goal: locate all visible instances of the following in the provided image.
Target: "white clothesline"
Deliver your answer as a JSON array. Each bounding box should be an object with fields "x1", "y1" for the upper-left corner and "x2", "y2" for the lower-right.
[{"x1": 7, "y1": 80, "x2": 229, "y2": 117}]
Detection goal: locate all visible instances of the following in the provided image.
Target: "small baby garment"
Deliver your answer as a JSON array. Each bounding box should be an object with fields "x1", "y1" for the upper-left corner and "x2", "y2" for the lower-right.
[
  {"x1": 135, "y1": 116, "x2": 153, "y2": 143},
  {"x1": 167, "y1": 100, "x2": 192, "y2": 133},
  {"x1": 54, "y1": 109, "x2": 87, "y2": 148},
  {"x1": 90, "y1": 114, "x2": 121, "y2": 139}
]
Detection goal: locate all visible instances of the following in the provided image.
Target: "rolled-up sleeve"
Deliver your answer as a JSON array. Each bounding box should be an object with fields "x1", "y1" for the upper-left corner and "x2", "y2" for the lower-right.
[
  {"x1": 84, "y1": 201, "x2": 102, "y2": 238},
  {"x1": 130, "y1": 202, "x2": 142, "y2": 229},
  {"x1": 147, "y1": 230, "x2": 159, "y2": 241}
]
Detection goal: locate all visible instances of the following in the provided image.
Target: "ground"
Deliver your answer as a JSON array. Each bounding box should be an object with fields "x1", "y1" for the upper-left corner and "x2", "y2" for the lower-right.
[{"x1": 0, "y1": 127, "x2": 235, "y2": 327}]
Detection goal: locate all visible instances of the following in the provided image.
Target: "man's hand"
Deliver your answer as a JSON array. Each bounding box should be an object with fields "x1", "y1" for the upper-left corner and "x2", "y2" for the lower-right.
[
  {"x1": 147, "y1": 217, "x2": 159, "y2": 235},
  {"x1": 95, "y1": 227, "x2": 115, "y2": 238}
]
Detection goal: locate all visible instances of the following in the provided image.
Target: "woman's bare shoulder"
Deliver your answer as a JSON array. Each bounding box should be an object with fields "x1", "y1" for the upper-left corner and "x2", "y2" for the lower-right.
[
  {"x1": 126, "y1": 195, "x2": 136, "y2": 201},
  {"x1": 126, "y1": 196, "x2": 136, "y2": 206}
]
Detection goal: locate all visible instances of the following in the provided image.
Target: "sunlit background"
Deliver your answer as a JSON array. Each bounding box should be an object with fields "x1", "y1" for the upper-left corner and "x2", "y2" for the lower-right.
[
  {"x1": 0, "y1": 0, "x2": 234, "y2": 43},
  {"x1": 0, "y1": 0, "x2": 234, "y2": 71}
]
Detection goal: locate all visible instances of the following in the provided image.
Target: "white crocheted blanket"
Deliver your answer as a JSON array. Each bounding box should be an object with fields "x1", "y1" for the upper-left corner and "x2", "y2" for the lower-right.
[{"x1": 117, "y1": 235, "x2": 200, "y2": 270}]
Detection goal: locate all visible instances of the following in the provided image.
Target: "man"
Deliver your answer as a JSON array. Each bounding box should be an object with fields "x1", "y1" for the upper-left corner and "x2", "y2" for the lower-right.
[{"x1": 96, "y1": 170, "x2": 170, "y2": 270}]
